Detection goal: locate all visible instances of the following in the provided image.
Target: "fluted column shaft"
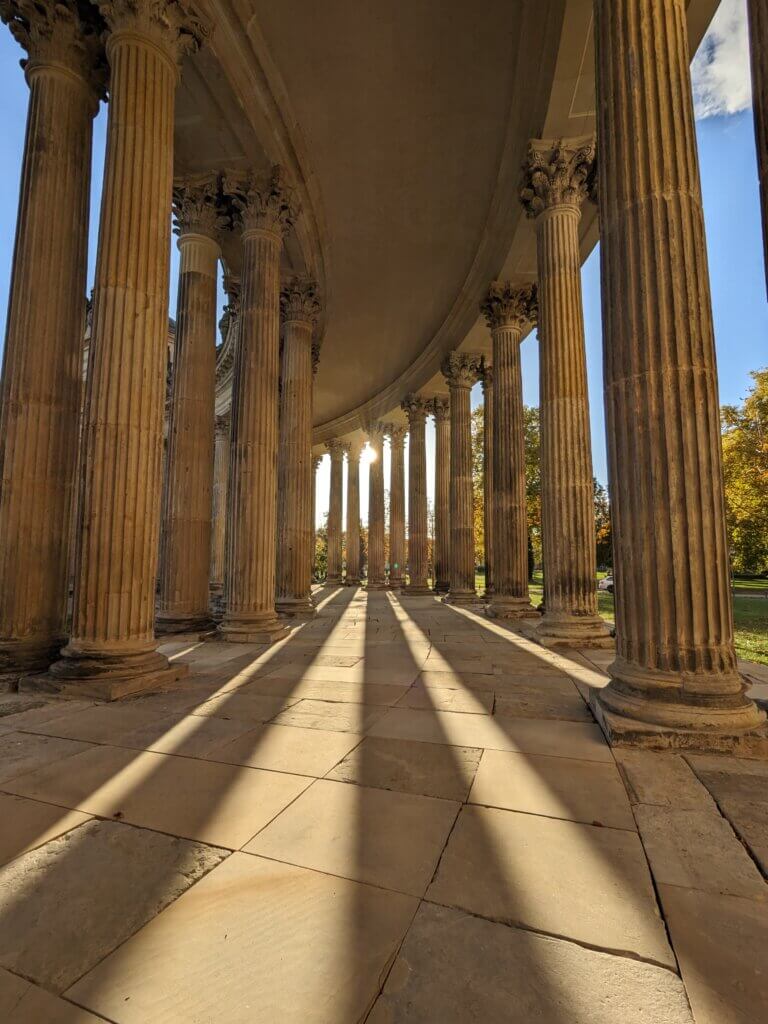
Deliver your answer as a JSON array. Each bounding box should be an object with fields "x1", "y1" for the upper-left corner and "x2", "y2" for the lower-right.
[
  {"x1": 220, "y1": 169, "x2": 294, "y2": 643},
  {"x1": 388, "y1": 429, "x2": 406, "y2": 588},
  {"x1": 432, "y1": 398, "x2": 451, "y2": 593},
  {"x1": 50, "y1": 8, "x2": 209, "y2": 695},
  {"x1": 366, "y1": 427, "x2": 387, "y2": 589},
  {"x1": 594, "y1": 0, "x2": 762, "y2": 732},
  {"x1": 0, "y1": 7, "x2": 101, "y2": 680},
  {"x1": 276, "y1": 283, "x2": 318, "y2": 616},
  {"x1": 402, "y1": 400, "x2": 431, "y2": 594},
  {"x1": 210, "y1": 414, "x2": 230, "y2": 599},
  {"x1": 482, "y1": 370, "x2": 495, "y2": 596},
  {"x1": 157, "y1": 226, "x2": 220, "y2": 632},
  {"x1": 748, "y1": 0, "x2": 768, "y2": 297},
  {"x1": 442, "y1": 354, "x2": 481, "y2": 603},
  {"x1": 345, "y1": 442, "x2": 362, "y2": 584},
  {"x1": 326, "y1": 441, "x2": 345, "y2": 585}
]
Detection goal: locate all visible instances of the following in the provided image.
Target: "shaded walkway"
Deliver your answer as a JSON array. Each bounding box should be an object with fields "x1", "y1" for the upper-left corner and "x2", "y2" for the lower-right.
[{"x1": 0, "y1": 589, "x2": 765, "y2": 1022}]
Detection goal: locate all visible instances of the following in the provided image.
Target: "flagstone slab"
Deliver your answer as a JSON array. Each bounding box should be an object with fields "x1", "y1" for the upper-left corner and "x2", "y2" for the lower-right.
[
  {"x1": 616, "y1": 750, "x2": 716, "y2": 810},
  {"x1": 493, "y1": 679, "x2": 592, "y2": 721},
  {"x1": 191, "y1": 691, "x2": 299, "y2": 725},
  {"x1": 427, "y1": 805, "x2": 674, "y2": 968},
  {"x1": 66, "y1": 853, "x2": 417, "y2": 1024},
  {"x1": 205, "y1": 723, "x2": 362, "y2": 777},
  {"x1": 0, "y1": 967, "x2": 106, "y2": 1023},
  {"x1": 270, "y1": 699, "x2": 387, "y2": 733},
  {"x1": 24, "y1": 704, "x2": 187, "y2": 745},
  {"x1": 0, "y1": 819, "x2": 228, "y2": 992},
  {"x1": 398, "y1": 686, "x2": 494, "y2": 714},
  {"x1": 238, "y1": 677, "x2": 410, "y2": 705},
  {"x1": 0, "y1": 793, "x2": 91, "y2": 866},
  {"x1": 0, "y1": 732, "x2": 95, "y2": 785},
  {"x1": 368, "y1": 903, "x2": 693, "y2": 1024},
  {"x1": 244, "y1": 778, "x2": 459, "y2": 896},
  {"x1": 118, "y1": 714, "x2": 258, "y2": 758}
]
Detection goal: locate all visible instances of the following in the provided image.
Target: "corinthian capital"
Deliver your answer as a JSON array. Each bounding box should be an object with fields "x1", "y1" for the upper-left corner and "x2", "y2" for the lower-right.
[
  {"x1": 326, "y1": 438, "x2": 347, "y2": 459},
  {"x1": 480, "y1": 281, "x2": 538, "y2": 332},
  {"x1": 223, "y1": 166, "x2": 298, "y2": 239},
  {"x1": 173, "y1": 174, "x2": 227, "y2": 238},
  {"x1": 280, "y1": 277, "x2": 321, "y2": 327},
  {"x1": 431, "y1": 395, "x2": 450, "y2": 423},
  {"x1": 0, "y1": 0, "x2": 107, "y2": 95},
  {"x1": 520, "y1": 137, "x2": 595, "y2": 217},
  {"x1": 97, "y1": 0, "x2": 211, "y2": 65},
  {"x1": 365, "y1": 422, "x2": 387, "y2": 448},
  {"x1": 481, "y1": 364, "x2": 493, "y2": 392},
  {"x1": 386, "y1": 424, "x2": 408, "y2": 447},
  {"x1": 441, "y1": 351, "x2": 482, "y2": 390},
  {"x1": 401, "y1": 394, "x2": 431, "y2": 426}
]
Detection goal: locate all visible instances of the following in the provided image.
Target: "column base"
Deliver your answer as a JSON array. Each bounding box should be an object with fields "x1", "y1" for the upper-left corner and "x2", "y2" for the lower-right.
[
  {"x1": 345, "y1": 576, "x2": 361, "y2": 587},
  {"x1": 26, "y1": 647, "x2": 188, "y2": 701},
  {"x1": 155, "y1": 613, "x2": 214, "y2": 636},
  {"x1": 0, "y1": 636, "x2": 64, "y2": 691},
  {"x1": 535, "y1": 612, "x2": 614, "y2": 648},
  {"x1": 486, "y1": 597, "x2": 540, "y2": 620},
  {"x1": 402, "y1": 584, "x2": 434, "y2": 596},
  {"x1": 275, "y1": 597, "x2": 317, "y2": 619},
  {"x1": 433, "y1": 580, "x2": 450, "y2": 594},
  {"x1": 592, "y1": 679, "x2": 767, "y2": 757},
  {"x1": 217, "y1": 613, "x2": 290, "y2": 644},
  {"x1": 388, "y1": 576, "x2": 404, "y2": 590},
  {"x1": 366, "y1": 580, "x2": 388, "y2": 591},
  {"x1": 443, "y1": 590, "x2": 481, "y2": 607},
  {"x1": 326, "y1": 574, "x2": 343, "y2": 586}
]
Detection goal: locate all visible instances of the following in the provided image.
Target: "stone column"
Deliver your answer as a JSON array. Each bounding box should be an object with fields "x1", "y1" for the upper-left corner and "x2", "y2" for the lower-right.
[
  {"x1": 44, "y1": 1, "x2": 211, "y2": 698},
  {"x1": 592, "y1": 0, "x2": 763, "y2": 737},
  {"x1": 387, "y1": 426, "x2": 407, "y2": 589},
  {"x1": 219, "y1": 167, "x2": 296, "y2": 643},
  {"x1": 276, "y1": 278, "x2": 320, "y2": 617},
  {"x1": 209, "y1": 413, "x2": 230, "y2": 611},
  {"x1": 311, "y1": 454, "x2": 322, "y2": 580},
  {"x1": 442, "y1": 353, "x2": 482, "y2": 604},
  {"x1": 157, "y1": 177, "x2": 223, "y2": 633},
  {"x1": 748, "y1": 0, "x2": 768, "y2": 297},
  {"x1": 0, "y1": 2, "x2": 104, "y2": 683},
  {"x1": 521, "y1": 138, "x2": 610, "y2": 647},
  {"x1": 432, "y1": 396, "x2": 451, "y2": 593},
  {"x1": 481, "y1": 283, "x2": 539, "y2": 619},
  {"x1": 366, "y1": 424, "x2": 387, "y2": 589},
  {"x1": 402, "y1": 396, "x2": 432, "y2": 594},
  {"x1": 325, "y1": 439, "x2": 346, "y2": 585},
  {"x1": 481, "y1": 366, "x2": 495, "y2": 597},
  {"x1": 345, "y1": 440, "x2": 363, "y2": 585}
]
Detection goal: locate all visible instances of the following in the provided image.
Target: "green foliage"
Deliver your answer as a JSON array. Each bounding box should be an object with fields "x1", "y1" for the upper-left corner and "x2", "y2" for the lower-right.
[
  {"x1": 471, "y1": 406, "x2": 485, "y2": 565},
  {"x1": 314, "y1": 514, "x2": 328, "y2": 581},
  {"x1": 594, "y1": 478, "x2": 613, "y2": 569}
]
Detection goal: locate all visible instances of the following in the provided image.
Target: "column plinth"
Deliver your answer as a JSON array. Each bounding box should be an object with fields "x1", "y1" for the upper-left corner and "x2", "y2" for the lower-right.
[
  {"x1": 325, "y1": 439, "x2": 346, "y2": 585},
  {"x1": 209, "y1": 413, "x2": 230, "y2": 617},
  {"x1": 442, "y1": 353, "x2": 482, "y2": 605},
  {"x1": 276, "y1": 278, "x2": 320, "y2": 618},
  {"x1": 345, "y1": 441, "x2": 363, "y2": 585},
  {"x1": 481, "y1": 366, "x2": 495, "y2": 598},
  {"x1": 218, "y1": 167, "x2": 295, "y2": 644},
  {"x1": 521, "y1": 139, "x2": 611, "y2": 647},
  {"x1": 748, "y1": 0, "x2": 768, "y2": 297},
  {"x1": 0, "y1": 2, "x2": 104, "y2": 684},
  {"x1": 592, "y1": 0, "x2": 763, "y2": 741},
  {"x1": 432, "y1": 397, "x2": 451, "y2": 593},
  {"x1": 366, "y1": 424, "x2": 387, "y2": 589},
  {"x1": 40, "y1": 1, "x2": 211, "y2": 699},
  {"x1": 481, "y1": 284, "x2": 539, "y2": 619},
  {"x1": 402, "y1": 397, "x2": 432, "y2": 595},
  {"x1": 387, "y1": 426, "x2": 407, "y2": 589},
  {"x1": 157, "y1": 179, "x2": 223, "y2": 634}
]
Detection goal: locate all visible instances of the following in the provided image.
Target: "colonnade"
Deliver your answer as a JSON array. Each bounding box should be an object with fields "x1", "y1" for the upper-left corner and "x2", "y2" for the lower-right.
[{"x1": 0, "y1": 0, "x2": 765, "y2": 742}]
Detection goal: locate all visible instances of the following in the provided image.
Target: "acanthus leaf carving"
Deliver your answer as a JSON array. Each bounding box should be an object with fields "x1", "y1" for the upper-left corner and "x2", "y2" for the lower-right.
[
  {"x1": 173, "y1": 174, "x2": 228, "y2": 238},
  {"x1": 431, "y1": 395, "x2": 450, "y2": 422},
  {"x1": 401, "y1": 393, "x2": 431, "y2": 425},
  {"x1": 520, "y1": 136, "x2": 595, "y2": 217},
  {"x1": 280, "y1": 276, "x2": 321, "y2": 327},
  {"x1": 480, "y1": 281, "x2": 538, "y2": 332},
  {"x1": 96, "y1": 0, "x2": 212, "y2": 65},
  {"x1": 441, "y1": 351, "x2": 482, "y2": 390},
  {"x1": 222, "y1": 165, "x2": 298, "y2": 239}
]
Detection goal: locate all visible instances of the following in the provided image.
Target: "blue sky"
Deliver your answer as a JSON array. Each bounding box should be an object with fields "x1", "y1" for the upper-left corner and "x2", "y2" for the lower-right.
[{"x1": 0, "y1": 0, "x2": 764, "y2": 523}]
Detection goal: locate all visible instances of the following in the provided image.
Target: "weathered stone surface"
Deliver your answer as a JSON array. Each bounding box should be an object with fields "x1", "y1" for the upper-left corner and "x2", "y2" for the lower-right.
[
  {"x1": 0, "y1": 732, "x2": 93, "y2": 784},
  {"x1": 616, "y1": 750, "x2": 716, "y2": 810},
  {"x1": 327, "y1": 736, "x2": 481, "y2": 801},
  {"x1": 369, "y1": 903, "x2": 693, "y2": 1024},
  {"x1": 66, "y1": 853, "x2": 417, "y2": 1024},
  {"x1": 205, "y1": 723, "x2": 361, "y2": 777},
  {"x1": 399, "y1": 686, "x2": 493, "y2": 714},
  {"x1": 271, "y1": 698, "x2": 387, "y2": 733},
  {"x1": 0, "y1": 819, "x2": 227, "y2": 992},
  {"x1": 469, "y1": 749, "x2": 635, "y2": 830},
  {"x1": 428, "y1": 805, "x2": 674, "y2": 968},
  {"x1": 191, "y1": 691, "x2": 299, "y2": 725},
  {"x1": 494, "y1": 678, "x2": 592, "y2": 721},
  {"x1": 634, "y1": 805, "x2": 766, "y2": 899},
  {"x1": 659, "y1": 884, "x2": 768, "y2": 1024},
  {"x1": 244, "y1": 778, "x2": 459, "y2": 896},
  {"x1": 0, "y1": 794, "x2": 91, "y2": 867},
  {"x1": 0, "y1": 966, "x2": 105, "y2": 1023}
]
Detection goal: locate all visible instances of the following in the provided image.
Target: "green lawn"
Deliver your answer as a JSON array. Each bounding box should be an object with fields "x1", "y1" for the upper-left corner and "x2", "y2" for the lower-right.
[{"x1": 475, "y1": 571, "x2": 768, "y2": 666}]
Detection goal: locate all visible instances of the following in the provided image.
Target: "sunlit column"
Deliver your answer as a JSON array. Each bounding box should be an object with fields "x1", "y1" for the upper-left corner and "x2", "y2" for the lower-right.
[
  {"x1": 402, "y1": 395, "x2": 432, "y2": 594},
  {"x1": 442, "y1": 352, "x2": 482, "y2": 604},
  {"x1": 345, "y1": 440, "x2": 363, "y2": 585},
  {"x1": 157, "y1": 177, "x2": 223, "y2": 633},
  {"x1": 276, "y1": 278, "x2": 320, "y2": 617},
  {"x1": 521, "y1": 138, "x2": 611, "y2": 647},
  {"x1": 593, "y1": 0, "x2": 763, "y2": 737},
  {"x1": 46, "y1": 0, "x2": 212, "y2": 697},
  {"x1": 481, "y1": 365, "x2": 495, "y2": 597},
  {"x1": 387, "y1": 426, "x2": 407, "y2": 589},
  {"x1": 747, "y1": 0, "x2": 768, "y2": 297},
  {"x1": 325, "y1": 439, "x2": 346, "y2": 585},
  {"x1": 481, "y1": 282, "x2": 539, "y2": 619},
  {"x1": 219, "y1": 167, "x2": 295, "y2": 643},
  {"x1": 0, "y1": 2, "x2": 104, "y2": 682},
  {"x1": 432, "y1": 396, "x2": 451, "y2": 593},
  {"x1": 366, "y1": 423, "x2": 387, "y2": 589}
]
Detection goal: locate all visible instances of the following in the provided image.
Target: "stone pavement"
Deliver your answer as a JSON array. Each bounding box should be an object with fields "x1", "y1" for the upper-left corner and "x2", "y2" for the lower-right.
[{"x1": 0, "y1": 587, "x2": 765, "y2": 1023}]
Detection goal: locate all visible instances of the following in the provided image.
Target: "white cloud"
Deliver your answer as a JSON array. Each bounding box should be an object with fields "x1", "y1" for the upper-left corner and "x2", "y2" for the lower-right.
[{"x1": 691, "y1": 0, "x2": 753, "y2": 119}]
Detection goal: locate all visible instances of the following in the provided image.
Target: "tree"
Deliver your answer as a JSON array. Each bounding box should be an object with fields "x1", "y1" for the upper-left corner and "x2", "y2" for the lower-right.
[
  {"x1": 471, "y1": 406, "x2": 485, "y2": 567},
  {"x1": 314, "y1": 514, "x2": 328, "y2": 581},
  {"x1": 721, "y1": 369, "x2": 768, "y2": 575},
  {"x1": 523, "y1": 406, "x2": 542, "y2": 570},
  {"x1": 594, "y1": 478, "x2": 613, "y2": 569}
]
